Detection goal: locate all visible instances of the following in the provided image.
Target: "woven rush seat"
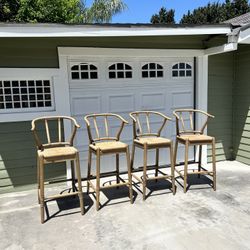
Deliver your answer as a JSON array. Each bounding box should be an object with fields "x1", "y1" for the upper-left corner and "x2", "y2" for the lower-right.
[
  {"x1": 135, "y1": 137, "x2": 171, "y2": 147},
  {"x1": 90, "y1": 141, "x2": 127, "y2": 153},
  {"x1": 177, "y1": 134, "x2": 213, "y2": 143},
  {"x1": 39, "y1": 146, "x2": 78, "y2": 161}
]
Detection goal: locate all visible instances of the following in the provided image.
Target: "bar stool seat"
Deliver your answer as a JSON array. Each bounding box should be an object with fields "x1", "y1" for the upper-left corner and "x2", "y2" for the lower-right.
[
  {"x1": 90, "y1": 141, "x2": 127, "y2": 153},
  {"x1": 38, "y1": 146, "x2": 78, "y2": 161},
  {"x1": 134, "y1": 137, "x2": 171, "y2": 148},
  {"x1": 177, "y1": 134, "x2": 213, "y2": 143}
]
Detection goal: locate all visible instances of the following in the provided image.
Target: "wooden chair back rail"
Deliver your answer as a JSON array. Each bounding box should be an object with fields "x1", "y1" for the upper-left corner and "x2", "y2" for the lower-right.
[
  {"x1": 31, "y1": 116, "x2": 80, "y2": 150},
  {"x1": 173, "y1": 109, "x2": 214, "y2": 136},
  {"x1": 84, "y1": 113, "x2": 128, "y2": 144},
  {"x1": 130, "y1": 111, "x2": 171, "y2": 139}
]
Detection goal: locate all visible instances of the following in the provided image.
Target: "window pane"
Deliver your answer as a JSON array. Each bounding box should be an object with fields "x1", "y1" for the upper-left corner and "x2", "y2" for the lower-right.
[
  {"x1": 117, "y1": 63, "x2": 124, "y2": 70},
  {"x1": 90, "y1": 72, "x2": 98, "y2": 79},
  {"x1": 72, "y1": 72, "x2": 79, "y2": 79},
  {"x1": 142, "y1": 71, "x2": 148, "y2": 78},
  {"x1": 179, "y1": 70, "x2": 185, "y2": 77},
  {"x1": 142, "y1": 64, "x2": 148, "y2": 70},
  {"x1": 179, "y1": 63, "x2": 185, "y2": 69},
  {"x1": 173, "y1": 64, "x2": 178, "y2": 69},
  {"x1": 109, "y1": 71, "x2": 116, "y2": 79},
  {"x1": 117, "y1": 72, "x2": 124, "y2": 78},
  {"x1": 126, "y1": 72, "x2": 132, "y2": 78},
  {"x1": 150, "y1": 71, "x2": 156, "y2": 77},
  {"x1": 186, "y1": 70, "x2": 192, "y2": 76},
  {"x1": 172, "y1": 71, "x2": 178, "y2": 77},
  {"x1": 157, "y1": 71, "x2": 163, "y2": 77}
]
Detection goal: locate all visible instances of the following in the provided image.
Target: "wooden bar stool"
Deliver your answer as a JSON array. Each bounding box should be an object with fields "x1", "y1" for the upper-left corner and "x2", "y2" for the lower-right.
[
  {"x1": 173, "y1": 109, "x2": 216, "y2": 193},
  {"x1": 84, "y1": 113, "x2": 133, "y2": 210},
  {"x1": 130, "y1": 111, "x2": 175, "y2": 200},
  {"x1": 31, "y1": 116, "x2": 84, "y2": 223}
]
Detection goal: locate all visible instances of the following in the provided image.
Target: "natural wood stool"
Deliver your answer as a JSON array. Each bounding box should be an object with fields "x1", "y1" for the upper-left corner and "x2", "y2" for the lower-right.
[
  {"x1": 130, "y1": 111, "x2": 175, "y2": 200},
  {"x1": 84, "y1": 113, "x2": 133, "y2": 210},
  {"x1": 173, "y1": 109, "x2": 216, "y2": 193},
  {"x1": 31, "y1": 116, "x2": 84, "y2": 223}
]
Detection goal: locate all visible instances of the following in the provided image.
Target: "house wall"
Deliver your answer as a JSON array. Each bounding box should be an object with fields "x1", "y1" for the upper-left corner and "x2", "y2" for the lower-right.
[
  {"x1": 207, "y1": 52, "x2": 234, "y2": 162},
  {"x1": 233, "y1": 44, "x2": 250, "y2": 165},
  {"x1": 0, "y1": 36, "x2": 210, "y2": 68}
]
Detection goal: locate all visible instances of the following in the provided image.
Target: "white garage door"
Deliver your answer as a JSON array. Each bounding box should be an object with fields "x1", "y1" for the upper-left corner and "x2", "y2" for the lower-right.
[{"x1": 68, "y1": 56, "x2": 194, "y2": 176}]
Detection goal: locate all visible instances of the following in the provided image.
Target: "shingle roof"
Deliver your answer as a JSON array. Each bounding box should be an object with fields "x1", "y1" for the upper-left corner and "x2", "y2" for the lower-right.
[{"x1": 224, "y1": 12, "x2": 250, "y2": 26}]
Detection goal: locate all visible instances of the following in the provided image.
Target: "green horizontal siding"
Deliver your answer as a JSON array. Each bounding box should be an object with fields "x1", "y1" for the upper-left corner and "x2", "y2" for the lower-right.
[
  {"x1": 0, "y1": 35, "x2": 212, "y2": 68},
  {"x1": 233, "y1": 45, "x2": 250, "y2": 165},
  {"x1": 0, "y1": 121, "x2": 65, "y2": 194},
  {"x1": 208, "y1": 52, "x2": 234, "y2": 161}
]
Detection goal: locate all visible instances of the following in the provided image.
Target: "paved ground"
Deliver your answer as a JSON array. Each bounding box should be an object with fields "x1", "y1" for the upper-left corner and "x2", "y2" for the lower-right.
[{"x1": 0, "y1": 161, "x2": 250, "y2": 250}]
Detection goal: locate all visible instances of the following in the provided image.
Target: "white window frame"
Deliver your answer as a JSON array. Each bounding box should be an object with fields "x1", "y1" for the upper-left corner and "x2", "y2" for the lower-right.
[
  {"x1": 171, "y1": 62, "x2": 193, "y2": 79},
  {"x1": 141, "y1": 62, "x2": 164, "y2": 79},
  {"x1": 70, "y1": 62, "x2": 99, "y2": 81},
  {"x1": 107, "y1": 62, "x2": 133, "y2": 80},
  {"x1": 0, "y1": 68, "x2": 71, "y2": 122}
]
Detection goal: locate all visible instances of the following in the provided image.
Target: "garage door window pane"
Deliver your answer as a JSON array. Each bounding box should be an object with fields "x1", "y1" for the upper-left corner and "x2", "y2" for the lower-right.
[
  {"x1": 71, "y1": 63, "x2": 98, "y2": 80},
  {"x1": 172, "y1": 63, "x2": 192, "y2": 78},
  {"x1": 141, "y1": 63, "x2": 163, "y2": 78},
  {"x1": 108, "y1": 63, "x2": 133, "y2": 79}
]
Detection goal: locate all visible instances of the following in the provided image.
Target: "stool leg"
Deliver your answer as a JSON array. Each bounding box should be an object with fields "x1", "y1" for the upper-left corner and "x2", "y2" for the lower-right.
[
  {"x1": 126, "y1": 146, "x2": 133, "y2": 204},
  {"x1": 116, "y1": 153, "x2": 120, "y2": 188},
  {"x1": 71, "y1": 160, "x2": 76, "y2": 192},
  {"x1": 96, "y1": 149, "x2": 101, "y2": 211},
  {"x1": 39, "y1": 157, "x2": 45, "y2": 224},
  {"x1": 87, "y1": 148, "x2": 92, "y2": 195},
  {"x1": 173, "y1": 140, "x2": 178, "y2": 170},
  {"x1": 143, "y1": 144, "x2": 148, "y2": 201},
  {"x1": 184, "y1": 141, "x2": 189, "y2": 193},
  {"x1": 198, "y1": 145, "x2": 202, "y2": 178},
  {"x1": 170, "y1": 142, "x2": 176, "y2": 195},
  {"x1": 75, "y1": 152, "x2": 84, "y2": 215},
  {"x1": 212, "y1": 138, "x2": 217, "y2": 191},
  {"x1": 130, "y1": 143, "x2": 135, "y2": 171},
  {"x1": 155, "y1": 148, "x2": 159, "y2": 182},
  {"x1": 37, "y1": 155, "x2": 40, "y2": 204}
]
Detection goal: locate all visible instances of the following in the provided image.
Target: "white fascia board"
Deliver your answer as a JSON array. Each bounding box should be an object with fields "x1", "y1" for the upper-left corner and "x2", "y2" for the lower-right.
[
  {"x1": 58, "y1": 47, "x2": 204, "y2": 57},
  {"x1": 238, "y1": 27, "x2": 250, "y2": 44},
  {"x1": 0, "y1": 26, "x2": 231, "y2": 38},
  {"x1": 204, "y1": 42, "x2": 238, "y2": 55}
]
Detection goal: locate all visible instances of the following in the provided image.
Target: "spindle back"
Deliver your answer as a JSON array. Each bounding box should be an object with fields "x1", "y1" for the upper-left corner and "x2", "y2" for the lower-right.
[
  {"x1": 84, "y1": 113, "x2": 128, "y2": 144},
  {"x1": 173, "y1": 109, "x2": 214, "y2": 136},
  {"x1": 31, "y1": 116, "x2": 80, "y2": 150},
  {"x1": 129, "y1": 111, "x2": 171, "y2": 139}
]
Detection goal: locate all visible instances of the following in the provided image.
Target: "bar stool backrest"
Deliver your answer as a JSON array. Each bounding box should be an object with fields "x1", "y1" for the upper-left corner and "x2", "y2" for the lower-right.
[
  {"x1": 173, "y1": 109, "x2": 214, "y2": 136},
  {"x1": 84, "y1": 113, "x2": 128, "y2": 144},
  {"x1": 129, "y1": 111, "x2": 172, "y2": 139},
  {"x1": 31, "y1": 116, "x2": 80, "y2": 150}
]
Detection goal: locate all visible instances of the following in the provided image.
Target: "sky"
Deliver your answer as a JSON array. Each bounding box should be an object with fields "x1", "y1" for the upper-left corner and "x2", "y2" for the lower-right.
[{"x1": 86, "y1": 0, "x2": 226, "y2": 23}]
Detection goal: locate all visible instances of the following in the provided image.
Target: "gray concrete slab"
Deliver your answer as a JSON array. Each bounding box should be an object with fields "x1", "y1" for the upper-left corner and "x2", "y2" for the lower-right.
[{"x1": 0, "y1": 161, "x2": 250, "y2": 250}]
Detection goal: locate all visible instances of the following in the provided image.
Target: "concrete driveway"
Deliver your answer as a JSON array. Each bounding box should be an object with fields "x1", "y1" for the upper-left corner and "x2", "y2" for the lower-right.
[{"x1": 0, "y1": 161, "x2": 250, "y2": 250}]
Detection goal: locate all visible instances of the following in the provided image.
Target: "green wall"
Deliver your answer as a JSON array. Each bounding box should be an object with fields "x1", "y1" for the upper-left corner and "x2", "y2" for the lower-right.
[
  {"x1": 0, "y1": 121, "x2": 65, "y2": 194},
  {"x1": 233, "y1": 45, "x2": 250, "y2": 165},
  {"x1": 0, "y1": 35, "x2": 216, "y2": 68},
  {"x1": 208, "y1": 52, "x2": 234, "y2": 162}
]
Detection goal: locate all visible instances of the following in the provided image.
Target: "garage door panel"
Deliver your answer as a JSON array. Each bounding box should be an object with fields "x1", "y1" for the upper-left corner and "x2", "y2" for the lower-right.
[
  {"x1": 71, "y1": 95, "x2": 102, "y2": 116},
  {"x1": 140, "y1": 92, "x2": 166, "y2": 110},
  {"x1": 108, "y1": 93, "x2": 135, "y2": 113}
]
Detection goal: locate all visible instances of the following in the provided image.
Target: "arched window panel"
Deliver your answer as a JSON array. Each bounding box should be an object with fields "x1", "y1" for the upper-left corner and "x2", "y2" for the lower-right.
[
  {"x1": 142, "y1": 63, "x2": 163, "y2": 78},
  {"x1": 108, "y1": 63, "x2": 133, "y2": 79},
  {"x1": 71, "y1": 63, "x2": 98, "y2": 80},
  {"x1": 172, "y1": 63, "x2": 192, "y2": 78}
]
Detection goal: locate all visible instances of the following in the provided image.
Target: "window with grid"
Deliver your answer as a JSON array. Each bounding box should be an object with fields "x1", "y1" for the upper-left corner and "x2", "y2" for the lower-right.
[
  {"x1": 141, "y1": 63, "x2": 164, "y2": 78},
  {"x1": 108, "y1": 63, "x2": 132, "y2": 79},
  {"x1": 71, "y1": 63, "x2": 98, "y2": 80},
  {"x1": 172, "y1": 63, "x2": 192, "y2": 77},
  {"x1": 0, "y1": 80, "x2": 53, "y2": 111}
]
